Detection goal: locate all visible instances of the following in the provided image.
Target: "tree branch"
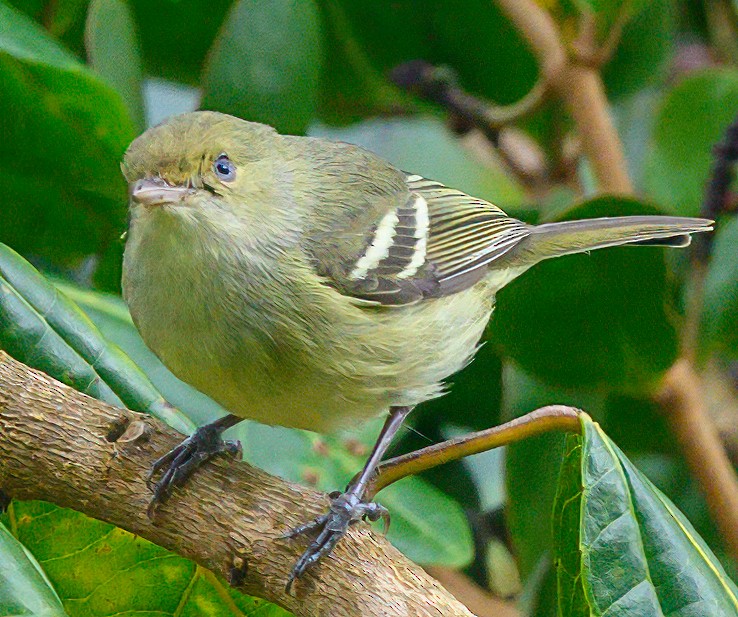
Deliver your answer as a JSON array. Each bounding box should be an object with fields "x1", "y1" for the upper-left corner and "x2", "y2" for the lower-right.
[
  {"x1": 656, "y1": 113, "x2": 738, "y2": 565},
  {"x1": 658, "y1": 360, "x2": 738, "y2": 563},
  {"x1": 389, "y1": 59, "x2": 551, "y2": 189},
  {"x1": 494, "y1": 0, "x2": 633, "y2": 194},
  {"x1": 0, "y1": 352, "x2": 476, "y2": 617}
]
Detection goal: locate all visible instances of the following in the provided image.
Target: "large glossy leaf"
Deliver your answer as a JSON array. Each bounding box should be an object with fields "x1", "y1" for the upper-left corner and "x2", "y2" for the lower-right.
[
  {"x1": 603, "y1": 0, "x2": 675, "y2": 100},
  {"x1": 429, "y1": 0, "x2": 539, "y2": 105},
  {"x1": 129, "y1": 0, "x2": 233, "y2": 85},
  {"x1": 315, "y1": 0, "x2": 409, "y2": 124},
  {"x1": 504, "y1": 363, "x2": 607, "y2": 583},
  {"x1": 554, "y1": 415, "x2": 738, "y2": 616},
  {"x1": 85, "y1": 0, "x2": 145, "y2": 131},
  {"x1": 491, "y1": 196, "x2": 680, "y2": 391},
  {"x1": 2, "y1": 501, "x2": 291, "y2": 617},
  {"x1": 7, "y1": 0, "x2": 90, "y2": 58},
  {"x1": 645, "y1": 68, "x2": 738, "y2": 217},
  {"x1": 201, "y1": 0, "x2": 322, "y2": 135},
  {"x1": 0, "y1": 521, "x2": 67, "y2": 617},
  {"x1": 0, "y1": 243, "x2": 194, "y2": 434},
  {"x1": 333, "y1": 0, "x2": 538, "y2": 106},
  {"x1": 0, "y1": 2, "x2": 133, "y2": 273},
  {"x1": 702, "y1": 216, "x2": 738, "y2": 359}
]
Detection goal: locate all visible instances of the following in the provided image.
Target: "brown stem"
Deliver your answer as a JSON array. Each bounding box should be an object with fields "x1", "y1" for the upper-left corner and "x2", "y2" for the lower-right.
[
  {"x1": 0, "y1": 352, "x2": 476, "y2": 617},
  {"x1": 494, "y1": 0, "x2": 633, "y2": 194},
  {"x1": 367, "y1": 406, "x2": 582, "y2": 499},
  {"x1": 664, "y1": 112, "x2": 738, "y2": 562},
  {"x1": 657, "y1": 360, "x2": 738, "y2": 563},
  {"x1": 390, "y1": 60, "x2": 549, "y2": 188}
]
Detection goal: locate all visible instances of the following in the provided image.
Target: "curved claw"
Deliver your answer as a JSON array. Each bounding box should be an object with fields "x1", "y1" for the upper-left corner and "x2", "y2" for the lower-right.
[
  {"x1": 363, "y1": 502, "x2": 390, "y2": 535},
  {"x1": 284, "y1": 492, "x2": 388, "y2": 592},
  {"x1": 146, "y1": 423, "x2": 241, "y2": 518}
]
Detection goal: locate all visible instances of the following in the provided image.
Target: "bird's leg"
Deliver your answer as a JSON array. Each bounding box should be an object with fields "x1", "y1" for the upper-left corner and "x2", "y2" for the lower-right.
[
  {"x1": 147, "y1": 413, "x2": 242, "y2": 517},
  {"x1": 285, "y1": 405, "x2": 413, "y2": 591}
]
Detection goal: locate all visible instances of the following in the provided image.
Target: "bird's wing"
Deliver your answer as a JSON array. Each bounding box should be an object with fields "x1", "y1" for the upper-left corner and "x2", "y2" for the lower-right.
[{"x1": 310, "y1": 173, "x2": 530, "y2": 306}]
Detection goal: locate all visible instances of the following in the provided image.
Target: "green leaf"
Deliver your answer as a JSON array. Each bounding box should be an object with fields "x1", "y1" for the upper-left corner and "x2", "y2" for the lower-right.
[
  {"x1": 0, "y1": 2, "x2": 134, "y2": 273},
  {"x1": 239, "y1": 419, "x2": 474, "y2": 568},
  {"x1": 129, "y1": 0, "x2": 233, "y2": 85},
  {"x1": 552, "y1": 434, "x2": 588, "y2": 617},
  {"x1": 332, "y1": 0, "x2": 432, "y2": 77},
  {"x1": 6, "y1": 0, "x2": 90, "y2": 57},
  {"x1": 4, "y1": 501, "x2": 291, "y2": 617},
  {"x1": 645, "y1": 68, "x2": 738, "y2": 216},
  {"x1": 503, "y1": 362, "x2": 607, "y2": 583},
  {"x1": 491, "y1": 196, "x2": 680, "y2": 391},
  {"x1": 314, "y1": 0, "x2": 409, "y2": 124},
  {"x1": 85, "y1": 0, "x2": 145, "y2": 131},
  {"x1": 429, "y1": 0, "x2": 538, "y2": 105},
  {"x1": 603, "y1": 0, "x2": 675, "y2": 100},
  {"x1": 414, "y1": 340, "x2": 503, "y2": 434},
  {"x1": 554, "y1": 415, "x2": 738, "y2": 616},
  {"x1": 0, "y1": 243, "x2": 194, "y2": 434},
  {"x1": 201, "y1": 0, "x2": 323, "y2": 135},
  {"x1": 702, "y1": 216, "x2": 738, "y2": 358},
  {"x1": 0, "y1": 521, "x2": 67, "y2": 617}
]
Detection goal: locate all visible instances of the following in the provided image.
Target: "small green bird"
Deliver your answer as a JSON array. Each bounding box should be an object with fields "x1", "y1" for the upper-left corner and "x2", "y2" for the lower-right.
[{"x1": 121, "y1": 111, "x2": 711, "y2": 587}]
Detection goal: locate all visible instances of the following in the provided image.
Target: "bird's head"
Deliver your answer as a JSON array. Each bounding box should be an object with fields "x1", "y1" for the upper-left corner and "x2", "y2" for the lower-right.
[{"x1": 122, "y1": 111, "x2": 301, "y2": 248}]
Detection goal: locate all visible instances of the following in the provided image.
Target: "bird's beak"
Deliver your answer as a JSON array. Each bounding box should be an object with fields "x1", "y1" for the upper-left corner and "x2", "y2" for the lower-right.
[{"x1": 130, "y1": 178, "x2": 193, "y2": 207}]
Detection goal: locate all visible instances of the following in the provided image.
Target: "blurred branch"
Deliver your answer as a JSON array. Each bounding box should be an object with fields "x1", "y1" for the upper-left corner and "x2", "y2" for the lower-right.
[
  {"x1": 390, "y1": 60, "x2": 547, "y2": 140},
  {"x1": 494, "y1": 0, "x2": 633, "y2": 194},
  {"x1": 657, "y1": 360, "x2": 738, "y2": 563},
  {"x1": 659, "y1": 116, "x2": 738, "y2": 565},
  {"x1": 571, "y1": 1, "x2": 634, "y2": 68},
  {"x1": 683, "y1": 112, "x2": 738, "y2": 359},
  {"x1": 0, "y1": 352, "x2": 476, "y2": 617},
  {"x1": 390, "y1": 60, "x2": 549, "y2": 188}
]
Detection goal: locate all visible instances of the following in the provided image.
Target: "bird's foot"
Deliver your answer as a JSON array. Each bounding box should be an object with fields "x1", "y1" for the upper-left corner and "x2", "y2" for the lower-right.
[
  {"x1": 284, "y1": 490, "x2": 389, "y2": 592},
  {"x1": 146, "y1": 422, "x2": 241, "y2": 518}
]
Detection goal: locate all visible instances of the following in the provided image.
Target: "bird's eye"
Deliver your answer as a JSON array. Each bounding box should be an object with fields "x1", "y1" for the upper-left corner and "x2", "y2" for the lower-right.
[{"x1": 213, "y1": 154, "x2": 236, "y2": 182}]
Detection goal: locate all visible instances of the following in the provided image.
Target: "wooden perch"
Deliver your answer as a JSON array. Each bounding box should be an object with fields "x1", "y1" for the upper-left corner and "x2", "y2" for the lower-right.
[{"x1": 0, "y1": 351, "x2": 476, "y2": 617}]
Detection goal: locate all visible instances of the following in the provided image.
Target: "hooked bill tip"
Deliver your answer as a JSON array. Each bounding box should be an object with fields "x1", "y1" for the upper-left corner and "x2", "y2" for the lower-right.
[{"x1": 130, "y1": 178, "x2": 192, "y2": 207}]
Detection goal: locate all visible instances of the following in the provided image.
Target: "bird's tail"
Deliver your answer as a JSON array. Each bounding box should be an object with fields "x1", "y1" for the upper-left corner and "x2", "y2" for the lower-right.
[{"x1": 510, "y1": 215, "x2": 713, "y2": 265}]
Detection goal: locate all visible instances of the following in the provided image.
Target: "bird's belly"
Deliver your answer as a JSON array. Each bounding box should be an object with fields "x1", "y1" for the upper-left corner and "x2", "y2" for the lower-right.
[
  {"x1": 123, "y1": 217, "x2": 497, "y2": 433},
  {"x1": 127, "y1": 286, "x2": 390, "y2": 433}
]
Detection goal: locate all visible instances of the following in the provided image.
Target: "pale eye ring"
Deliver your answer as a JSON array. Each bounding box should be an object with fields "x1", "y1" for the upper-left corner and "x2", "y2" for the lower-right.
[{"x1": 213, "y1": 154, "x2": 236, "y2": 182}]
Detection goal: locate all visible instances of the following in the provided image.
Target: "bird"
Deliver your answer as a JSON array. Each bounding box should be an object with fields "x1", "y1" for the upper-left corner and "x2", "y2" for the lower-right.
[{"x1": 120, "y1": 110, "x2": 712, "y2": 588}]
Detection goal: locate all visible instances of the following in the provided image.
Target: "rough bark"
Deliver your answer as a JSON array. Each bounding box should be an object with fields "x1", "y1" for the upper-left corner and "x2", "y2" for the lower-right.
[{"x1": 0, "y1": 351, "x2": 475, "y2": 617}]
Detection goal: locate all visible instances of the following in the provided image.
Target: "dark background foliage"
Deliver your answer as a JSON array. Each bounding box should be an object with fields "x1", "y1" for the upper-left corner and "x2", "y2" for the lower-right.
[{"x1": 2, "y1": 0, "x2": 738, "y2": 615}]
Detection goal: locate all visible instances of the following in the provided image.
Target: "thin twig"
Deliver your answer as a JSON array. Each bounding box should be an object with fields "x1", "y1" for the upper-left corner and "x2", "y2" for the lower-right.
[
  {"x1": 494, "y1": 0, "x2": 633, "y2": 194},
  {"x1": 367, "y1": 406, "x2": 582, "y2": 498},
  {"x1": 390, "y1": 60, "x2": 547, "y2": 142},
  {"x1": 571, "y1": 1, "x2": 636, "y2": 68},
  {"x1": 389, "y1": 60, "x2": 549, "y2": 187}
]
